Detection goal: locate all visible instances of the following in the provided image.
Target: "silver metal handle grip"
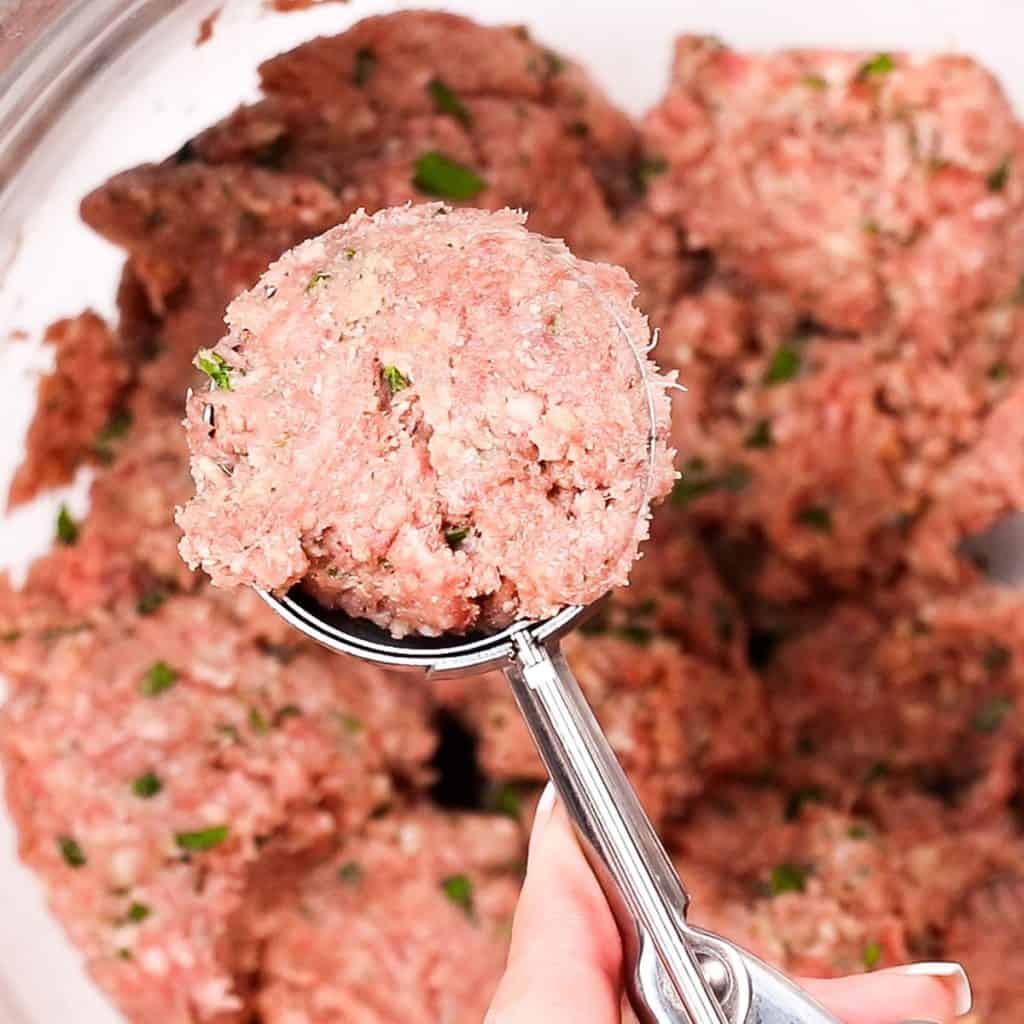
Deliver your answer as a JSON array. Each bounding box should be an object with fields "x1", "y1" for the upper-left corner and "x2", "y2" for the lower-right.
[{"x1": 504, "y1": 630, "x2": 733, "y2": 1024}]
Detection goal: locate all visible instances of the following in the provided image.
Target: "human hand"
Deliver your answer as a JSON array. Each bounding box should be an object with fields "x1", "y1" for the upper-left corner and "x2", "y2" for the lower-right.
[{"x1": 485, "y1": 785, "x2": 972, "y2": 1024}]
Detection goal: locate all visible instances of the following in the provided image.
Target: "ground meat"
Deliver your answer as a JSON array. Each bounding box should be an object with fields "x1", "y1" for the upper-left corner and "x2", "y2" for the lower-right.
[
  {"x1": 668, "y1": 782, "x2": 1024, "y2": 1006},
  {"x1": 644, "y1": 38, "x2": 1024, "y2": 342},
  {"x1": 187, "y1": 11, "x2": 637, "y2": 257},
  {"x1": 178, "y1": 205, "x2": 676, "y2": 637},
  {"x1": 761, "y1": 582, "x2": 1024, "y2": 818},
  {"x1": 248, "y1": 807, "x2": 523, "y2": 1023},
  {"x1": 7, "y1": 312, "x2": 131, "y2": 507},
  {"x1": 0, "y1": 589, "x2": 434, "y2": 1023},
  {"x1": 648, "y1": 272, "x2": 1024, "y2": 601},
  {"x1": 434, "y1": 507, "x2": 768, "y2": 823}
]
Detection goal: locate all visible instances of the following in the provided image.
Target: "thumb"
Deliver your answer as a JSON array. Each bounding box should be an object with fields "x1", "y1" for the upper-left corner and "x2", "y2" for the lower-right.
[{"x1": 485, "y1": 783, "x2": 624, "y2": 1024}]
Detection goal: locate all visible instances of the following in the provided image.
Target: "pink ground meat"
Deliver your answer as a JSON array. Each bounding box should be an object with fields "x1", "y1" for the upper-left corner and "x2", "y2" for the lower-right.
[
  {"x1": 644, "y1": 38, "x2": 1024, "y2": 343},
  {"x1": 248, "y1": 807, "x2": 523, "y2": 1024},
  {"x1": 0, "y1": 590, "x2": 434, "y2": 1023},
  {"x1": 177, "y1": 204, "x2": 676, "y2": 637}
]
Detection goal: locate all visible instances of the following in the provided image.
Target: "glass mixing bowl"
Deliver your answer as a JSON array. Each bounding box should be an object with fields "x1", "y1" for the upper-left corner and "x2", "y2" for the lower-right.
[{"x1": 4, "y1": 1, "x2": 1024, "y2": 1020}]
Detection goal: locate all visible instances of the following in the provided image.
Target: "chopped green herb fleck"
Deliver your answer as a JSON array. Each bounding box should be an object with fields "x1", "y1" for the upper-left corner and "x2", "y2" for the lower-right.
[
  {"x1": 486, "y1": 783, "x2": 523, "y2": 819},
  {"x1": 216, "y1": 723, "x2": 241, "y2": 742},
  {"x1": 973, "y1": 696, "x2": 1013, "y2": 734},
  {"x1": 139, "y1": 660, "x2": 178, "y2": 697},
  {"x1": 383, "y1": 365, "x2": 410, "y2": 394},
  {"x1": 445, "y1": 525, "x2": 470, "y2": 549},
  {"x1": 863, "y1": 219, "x2": 881, "y2": 236},
  {"x1": 848, "y1": 824, "x2": 871, "y2": 840},
  {"x1": 983, "y1": 643, "x2": 1012, "y2": 673},
  {"x1": 306, "y1": 270, "x2": 332, "y2": 293},
  {"x1": 1, "y1": 630, "x2": 21, "y2": 644},
  {"x1": 193, "y1": 350, "x2": 232, "y2": 390},
  {"x1": 175, "y1": 825, "x2": 229, "y2": 852},
  {"x1": 634, "y1": 597, "x2": 658, "y2": 616},
  {"x1": 273, "y1": 705, "x2": 303, "y2": 726},
  {"x1": 719, "y1": 464, "x2": 752, "y2": 493},
  {"x1": 769, "y1": 862, "x2": 808, "y2": 895},
  {"x1": 862, "y1": 941, "x2": 882, "y2": 969},
  {"x1": 93, "y1": 410, "x2": 132, "y2": 463},
  {"x1": 336, "y1": 712, "x2": 363, "y2": 735},
  {"x1": 136, "y1": 589, "x2": 167, "y2": 616},
  {"x1": 856, "y1": 53, "x2": 895, "y2": 81},
  {"x1": 988, "y1": 361, "x2": 1011, "y2": 381},
  {"x1": 441, "y1": 873, "x2": 475, "y2": 916},
  {"x1": 618, "y1": 624, "x2": 653, "y2": 646},
  {"x1": 744, "y1": 418, "x2": 774, "y2": 449},
  {"x1": 132, "y1": 772, "x2": 162, "y2": 799},
  {"x1": 796, "y1": 504, "x2": 832, "y2": 532},
  {"x1": 635, "y1": 156, "x2": 669, "y2": 192},
  {"x1": 987, "y1": 156, "x2": 1011, "y2": 192},
  {"x1": 126, "y1": 902, "x2": 150, "y2": 924},
  {"x1": 344, "y1": 248, "x2": 357, "y2": 260},
  {"x1": 763, "y1": 342, "x2": 803, "y2": 385},
  {"x1": 117, "y1": 949, "x2": 133, "y2": 961},
  {"x1": 801, "y1": 73, "x2": 828, "y2": 90},
  {"x1": 248, "y1": 707, "x2": 269, "y2": 735},
  {"x1": 58, "y1": 835, "x2": 86, "y2": 868},
  {"x1": 337, "y1": 861, "x2": 363, "y2": 884},
  {"x1": 580, "y1": 610, "x2": 608, "y2": 636},
  {"x1": 413, "y1": 151, "x2": 487, "y2": 200},
  {"x1": 785, "y1": 785, "x2": 825, "y2": 821},
  {"x1": 671, "y1": 473, "x2": 716, "y2": 506},
  {"x1": 353, "y1": 47, "x2": 376, "y2": 86},
  {"x1": 542, "y1": 49, "x2": 566, "y2": 75},
  {"x1": 56, "y1": 504, "x2": 79, "y2": 546},
  {"x1": 427, "y1": 77, "x2": 472, "y2": 128},
  {"x1": 865, "y1": 760, "x2": 890, "y2": 782}
]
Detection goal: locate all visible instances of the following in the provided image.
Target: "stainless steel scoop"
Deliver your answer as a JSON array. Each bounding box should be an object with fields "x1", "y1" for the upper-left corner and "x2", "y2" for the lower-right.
[{"x1": 259, "y1": 585, "x2": 848, "y2": 1024}]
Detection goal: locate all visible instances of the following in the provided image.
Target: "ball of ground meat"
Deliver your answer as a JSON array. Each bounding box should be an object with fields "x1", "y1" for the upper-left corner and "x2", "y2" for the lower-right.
[
  {"x1": 177, "y1": 204, "x2": 676, "y2": 638},
  {"x1": 644, "y1": 38, "x2": 1024, "y2": 343},
  {"x1": 0, "y1": 591, "x2": 435, "y2": 1023},
  {"x1": 248, "y1": 807, "x2": 523, "y2": 1024}
]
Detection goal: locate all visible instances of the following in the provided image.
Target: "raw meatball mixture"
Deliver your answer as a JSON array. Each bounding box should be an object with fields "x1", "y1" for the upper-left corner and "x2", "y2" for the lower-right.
[{"x1": 177, "y1": 204, "x2": 676, "y2": 637}]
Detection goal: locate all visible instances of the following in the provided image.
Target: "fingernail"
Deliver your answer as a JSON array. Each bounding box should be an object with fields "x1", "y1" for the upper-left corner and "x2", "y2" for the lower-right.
[
  {"x1": 896, "y1": 962, "x2": 973, "y2": 1017},
  {"x1": 534, "y1": 781, "x2": 558, "y2": 825}
]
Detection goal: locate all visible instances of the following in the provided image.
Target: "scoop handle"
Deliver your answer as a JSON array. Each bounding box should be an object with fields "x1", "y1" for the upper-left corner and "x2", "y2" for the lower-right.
[{"x1": 504, "y1": 630, "x2": 733, "y2": 1024}]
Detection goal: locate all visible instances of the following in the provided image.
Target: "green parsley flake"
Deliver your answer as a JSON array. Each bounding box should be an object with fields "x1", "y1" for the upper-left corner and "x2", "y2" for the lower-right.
[
  {"x1": 796, "y1": 504, "x2": 832, "y2": 532},
  {"x1": 865, "y1": 760, "x2": 890, "y2": 782},
  {"x1": 801, "y1": 73, "x2": 828, "y2": 90},
  {"x1": 383, "y1": 365, "x2": 410, "y2": 394},
  {"x1": 427, "y1": 77, "x2": 472, "y2": 128},
  {"x1": 413, "y1": 151, "x2": 487, "y2": 200},
  {"x1": 93, "y1": 410, "x2": 132, "y2": 463},
  {"x1": 56, "y1": 504, "x2": 79, "y2": 546},
  {"x1": 126, "y1": 902, "x2": 150, "y2": 924},
  {"x1": 984, "y1": 643, "x2": 1012, "y2": 672},
  {"x1": 58, "y1": 835, "x2": 86, "y2": 868},
  {"x1": 719, "y1": 464, "x2": 752, "y2": 492},
  {"x1": 445, "y1": 525, "x2": 470, "y2": 549},
  {"x1": 769, "y1": 862, "x2": 808, "y2": 895},
  {"x1": 336, "y1": 712, "x2": 363, "y2": 735},
  {"x1": 353, "y1": 47, "x2": 376, "y2": 86},
  {"x1": 671, "y1": 460, "x2": 750, "y2": 505},
  {"x1": 486, "y1": 783, "x2": 522, "y2": 819},
  {"x1": 1, "y1": 630, "x2": 21, "y2": 644},
  {"x1": 543, "y1": 49, "x2": 566, "y2": 75},
  {"x1": 175, "y1": 825, "x2": 229, "y2": 852},
  {"x1": 973, "y1": 696, "x2": 1013, "y2": 734},
  {"x1": 988, "y1": 361, "x2": 1011, "y2": 381},
  {"x1": 140, "y1": 660, "x2": 178, "y2": 697},
  {"x1": 847, "y1": 824, "x2": 871, "y2": 840},
  {"x1": 249, "y1": 707, "x2": 270, "y2": 735},
  {"x1": 763, "y1": 342, "x2": 803, "y2": 385},
  {"x1": 194, "y1": 350, "x2": 232, "y2": 390},
  {"x1": 618, "y1": 624, "x2": 653, "y2": 647},
  {"x1": 136, "y1": 589, "x2": 167, "y2": 616},
  {"x1": 856, "y1": 53, "x2": 895, "y2": 81},
  {"x1": 987, "y1": 155, "x2": 1011, "y2": 192},
  {"x1": 744, "y1": 418, "x2": 774, "y2": 449},
  {"x1": 306, "y1": 270, "x2": 332, "y2": 293},
  {"x1": 441, "y1": 873, "x2": 475, "y2": 916},
  {"x1": 132, "y1": 772, "x2": 163, "y2": 799},
  {"x1": 785, "y1": 785, "x2": 825, "y2": 821},
  {"x1": 337, "y1": 861, "x2": 364, "y2": 884},
  {"x1": 635, "y1": 156, "x2": 669, "y2": 192},
  {"x1": 862, "y1": 941, "x2": 882, "y2": 969}
]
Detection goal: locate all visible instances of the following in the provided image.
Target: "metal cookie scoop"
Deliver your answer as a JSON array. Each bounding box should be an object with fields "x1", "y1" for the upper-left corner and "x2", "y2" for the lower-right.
[{"x1": 260, "y1": 586, "x2": 860, "y2": 1024}]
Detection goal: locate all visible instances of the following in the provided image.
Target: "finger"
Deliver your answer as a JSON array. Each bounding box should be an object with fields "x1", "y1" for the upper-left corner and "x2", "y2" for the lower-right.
[
  {"x1": 485, "y1": 783, "x2": 623, "y2": 1024},
  {"x1": 801, "y1": 962, "x2": 971, "y2": 1024}
]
